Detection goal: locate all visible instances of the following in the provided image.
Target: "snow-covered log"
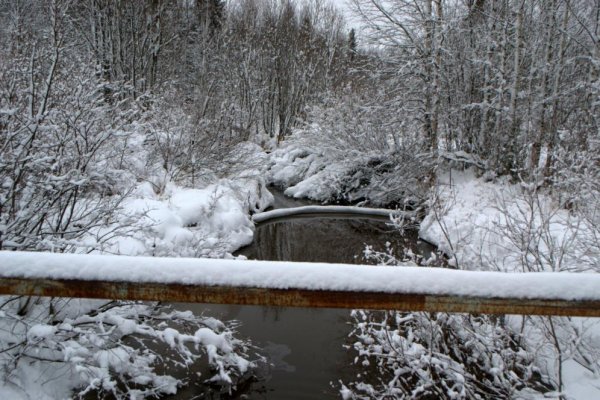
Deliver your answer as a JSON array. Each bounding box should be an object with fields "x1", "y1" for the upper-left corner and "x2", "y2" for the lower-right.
[
  {"x1": 252, "y1": 205, "x2": 414, "y2": 223},
  {"x1": 1, "y1": 252, "x2": 599, "y2": 317}
]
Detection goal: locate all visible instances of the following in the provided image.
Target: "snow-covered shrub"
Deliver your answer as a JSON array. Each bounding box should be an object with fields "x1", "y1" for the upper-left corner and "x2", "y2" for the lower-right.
[
  {"x1": 0, "y1": 299, "x2": 257, "y2": 399},
  {"x1": 551, "y1": 148, "x2": 600, "y2": 272},
  {"x1": 491, "y1": 184, "x2": 597, "y2": 273},
  {"x1": 419, "y1": 169, "x2": 600, "y2": 396},
  {"x1": 420, "y1": 169, "x2": 600, "y2": 273},
  {"x1": 268, "y1": 101, "x2": 433, "y2": 207},
  {"x1": 342, "y1": 310, "x2": 551, "y2": 400},
  {"x1": 0, "y1": 61, "x2": 130, "y2": 252},
  {"x1": 341, "y1": 241, "x2": 554, "y2": 399},
  {"x1": 143, "y1": 91, "x2": 271, "y2": 192}
]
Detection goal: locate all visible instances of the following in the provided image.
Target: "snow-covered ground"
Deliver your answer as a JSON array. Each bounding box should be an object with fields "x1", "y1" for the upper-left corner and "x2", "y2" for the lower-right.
[
  {"x1": 268, "y1": 139, "x2": 430, "y2": 207},
  {"x1": 418, "y1": 169, "x2": 600, "y2": 399},
  {"x1": 419, "y1": 169, "x2": 599, "y2": 273},
  {"x1": 106, "y1": 178, "x2": 272, "y2": 258}
]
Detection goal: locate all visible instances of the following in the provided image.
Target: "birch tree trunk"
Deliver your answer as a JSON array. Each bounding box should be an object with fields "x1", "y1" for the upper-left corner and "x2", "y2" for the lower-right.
[
  {"x1": 423, "y1": 0, "x2": 437, "y2": 151},
  {"x1": 508, "y1": 0, "x2": 525, "y2": 172},
  {"x1": 544, "y1": 1, "x2": 570, "y2": 177}
]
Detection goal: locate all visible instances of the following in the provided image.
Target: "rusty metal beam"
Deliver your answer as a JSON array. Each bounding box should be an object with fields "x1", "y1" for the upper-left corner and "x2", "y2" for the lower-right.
[{"x1": 0, "y1": 277, "x2": 599, "y2": 317}]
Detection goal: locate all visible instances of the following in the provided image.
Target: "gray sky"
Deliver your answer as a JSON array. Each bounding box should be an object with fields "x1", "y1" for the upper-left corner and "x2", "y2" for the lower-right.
[{"x1": 329, "y1": 0, "x2": 364, "y2": 30}]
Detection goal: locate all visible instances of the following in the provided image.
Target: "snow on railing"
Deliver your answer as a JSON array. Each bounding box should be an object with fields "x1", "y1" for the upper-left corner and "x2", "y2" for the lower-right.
[
  {"x1": 252, "y1": 205, "x2": 414, "y2": 223},
  {"x1": 1, "y1": 251, "x2": 599, "y2": 317}
]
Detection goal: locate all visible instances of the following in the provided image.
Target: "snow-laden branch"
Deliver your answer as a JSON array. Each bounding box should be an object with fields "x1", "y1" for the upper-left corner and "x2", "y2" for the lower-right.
[{"x1": 252, "y1": 205, "x2": 414, "y2": 223}]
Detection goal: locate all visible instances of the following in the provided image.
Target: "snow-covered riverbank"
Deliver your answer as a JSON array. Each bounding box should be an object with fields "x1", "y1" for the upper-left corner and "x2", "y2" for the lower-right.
[
  {"x1": 417, "y1": 169, "x2": 600, "y2": 399},
  {"x1": 0, "y1": 135, "x2": 275, "y2": 399},
  {"x1": 419, "y1": 169, "x2": 599, "y2": 274},
  {"x1": 109, "y1": 178, "x2": 273, "y2": 258}
]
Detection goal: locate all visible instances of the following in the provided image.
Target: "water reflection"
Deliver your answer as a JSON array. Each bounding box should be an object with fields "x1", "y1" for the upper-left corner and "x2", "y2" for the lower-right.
[
  {"x1": 239, "y1": 216, "x2": 435, "y2": 265},
  {"x1": 173, "y1": 302, "x2": 354, "y2": 399}
]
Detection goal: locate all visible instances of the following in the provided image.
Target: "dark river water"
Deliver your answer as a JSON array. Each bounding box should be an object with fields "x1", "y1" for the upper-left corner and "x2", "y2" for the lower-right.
[{"x1": 171, "y1": 189, "x2": 438, "y2": 399}]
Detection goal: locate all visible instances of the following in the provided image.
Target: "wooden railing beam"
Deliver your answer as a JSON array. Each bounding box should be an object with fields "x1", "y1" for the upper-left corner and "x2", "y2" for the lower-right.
[{"x1": 1, "y1": 277, "x2": 599, "y2": 317}]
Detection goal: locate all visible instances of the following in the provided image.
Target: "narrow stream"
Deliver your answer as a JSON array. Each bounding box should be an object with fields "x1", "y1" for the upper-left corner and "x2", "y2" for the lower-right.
[{"x1": 172, "y1": 189, "x2": 438, "y2": 399}]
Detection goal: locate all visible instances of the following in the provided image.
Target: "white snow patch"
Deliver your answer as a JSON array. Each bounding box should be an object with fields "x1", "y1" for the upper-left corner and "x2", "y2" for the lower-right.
[
  {"x1": 110, "y1": 179, "x2": 272, "y2": 258},
  {"x1": 27, "y1": 324, "x2": 58, "y2": 341}
]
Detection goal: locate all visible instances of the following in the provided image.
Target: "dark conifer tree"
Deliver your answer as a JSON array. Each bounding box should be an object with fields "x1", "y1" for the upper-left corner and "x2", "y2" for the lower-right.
[{"x1": 348, "y1": 28, "x2": 357, "y2": 60}]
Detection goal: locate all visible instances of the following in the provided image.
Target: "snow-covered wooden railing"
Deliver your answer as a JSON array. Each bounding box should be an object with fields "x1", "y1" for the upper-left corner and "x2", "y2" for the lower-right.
[{"x1": 1, "y1": 252, "x2": 599, "y2": 317}]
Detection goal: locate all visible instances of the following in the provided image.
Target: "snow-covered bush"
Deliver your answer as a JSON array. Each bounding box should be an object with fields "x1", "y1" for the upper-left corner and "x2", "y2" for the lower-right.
[
  {"x1": 0, "y1": 49, "x2": 129, "y2": 252},
  {"x1": 418, "y1": 169, "x2": 600, "y2": 396},
  {"x1": 420, "y1": 169, "x2": 600, "y2": 274},
  {"x1": 0, "y1": 299, "x2": 257, "y2": 399},
  {"x1": 342, "y1": 310, "x2": 550, "y2": 400},
  {"x1": 551, "y1": 148, "x2": 600, "y2": 272},
  {"x1": 142, "y1": 92, "x2": 270, "y2": 193},
  {"x1": 268, "y1": 98, "x2": 433, "y2": 207},
  {"x1": 341, "y1": 237, "x2": 555, "y2": 399}
]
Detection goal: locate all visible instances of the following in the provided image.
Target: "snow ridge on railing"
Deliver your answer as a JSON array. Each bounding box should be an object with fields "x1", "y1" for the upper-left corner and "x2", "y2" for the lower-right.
[{"x1": 1, "y1": 252, "x2": 600, "y2": 317}]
